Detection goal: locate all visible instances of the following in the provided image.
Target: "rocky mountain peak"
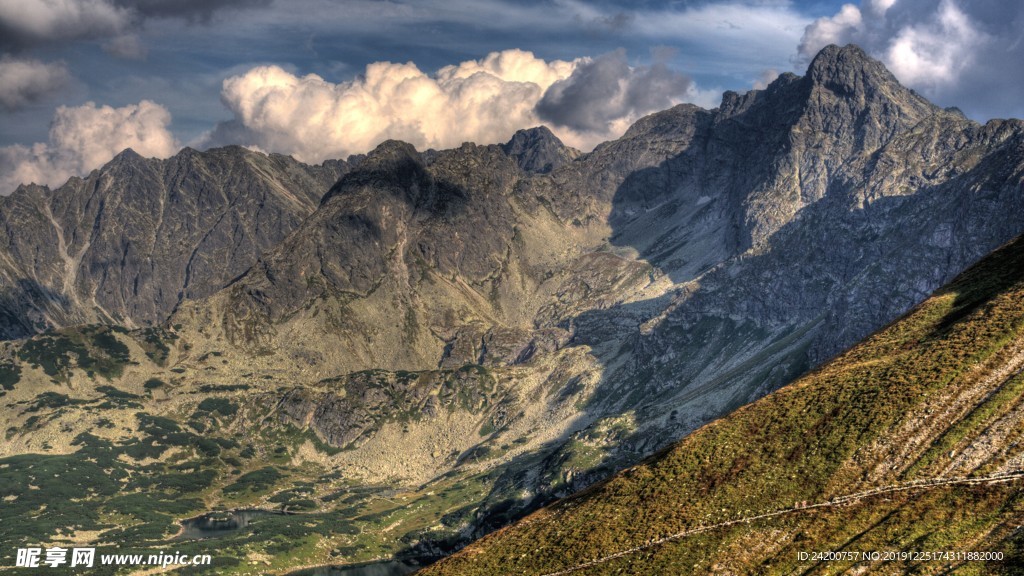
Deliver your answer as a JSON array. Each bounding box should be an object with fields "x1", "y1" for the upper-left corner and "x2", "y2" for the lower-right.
[
  {"x1": 365, "y1": 139, "x2": 422, "y2": 163},
  {"x1": 6, "y1": 183, "x2": 50, "y2": 201},
  {"x1": 320, "y1": 139, "x2": 427, "y2": 206},
  {"x1": 0, "y1": 145, "x2": 348, "y2": 337},
  {"x1": 110, "y1": 147, "x2": 143, "y2": 161},
  {"x1": 806, "y1": 43, "x2": 907, "y2": 98},
  {"x1": 501, "y1": 126, "x2": 579, "y2": 174},
  {"x1": 103, "y1": 148, "x2": 152, "y2": 174}
]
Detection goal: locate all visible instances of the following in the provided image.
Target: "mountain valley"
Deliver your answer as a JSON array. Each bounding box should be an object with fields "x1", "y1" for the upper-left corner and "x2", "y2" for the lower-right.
[{"x1": 1, "y1": 44, "x2": 1024, "y2": 573}]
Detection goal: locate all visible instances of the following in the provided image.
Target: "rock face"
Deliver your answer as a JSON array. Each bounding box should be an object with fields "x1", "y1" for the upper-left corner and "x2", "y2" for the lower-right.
[
  {"x1": 0, "y1": 146, "x2": 348, "y2": 338},
  {"x1": 501, "y1": 126, "x2": 580, "y2": 174},
  {"x1": 509, "y1": 44, "x2": 1021, "y2": 419},
  {"x1": 569, "y1": 43, "x2": 1024, "y2": 451},
  {"x1": 173, "y1": 136, "x2": 596, "y2": 375}
]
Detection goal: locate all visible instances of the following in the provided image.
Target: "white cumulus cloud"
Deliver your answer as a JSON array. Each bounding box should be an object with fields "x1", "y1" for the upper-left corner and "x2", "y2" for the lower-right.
[
  {"x1": 883, "y1": 1, "x2": 983, "y2": 87},
  {"x1": 203, "y1": 48, "x2": 702, "y2": 160},
  {"x1": 203, "y1": 49, "x2": 582, "y2": 162},
  {"x1": 0, "y1": 100, "x2": 180, "y2": 194}
]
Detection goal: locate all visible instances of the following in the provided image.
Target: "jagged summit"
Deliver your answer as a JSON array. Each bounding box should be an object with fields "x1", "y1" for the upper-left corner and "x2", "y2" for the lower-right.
[
  {"x1": 364, "y1": 138, "x2": 420, "y2": 159},
  {"x1": 97, "y1": 148, "x2": 154, "y2": 179},
  {"x1": 110, "y1": 147, "x2": 144, "y2": 161},
  {"x1": 6, "y1": 182, "x2": 50, "y2": 199},
  {"x1": 101, "y1": 146, "x2": 255, "y2": 179},
  {"x1": 806, "y1": 43, "x2": 916, "y2": 98},
  {"x1": 501, "y1": 125, "x2": 579, "y2": 174},
  {"x1": 319, "y1": 139, "x2": 428, "y2": 207},
  {"x1": 505, "y1": 125, "x2": 558, "y2": 143},
  {"x1": 0, "y1": 146, "x2": 349, "y2": 337}
]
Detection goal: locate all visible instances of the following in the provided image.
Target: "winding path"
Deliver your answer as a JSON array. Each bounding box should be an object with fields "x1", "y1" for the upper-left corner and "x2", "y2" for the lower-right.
[{"x1": 538, "y1": 471, "x2": 1024, "y2": 576}]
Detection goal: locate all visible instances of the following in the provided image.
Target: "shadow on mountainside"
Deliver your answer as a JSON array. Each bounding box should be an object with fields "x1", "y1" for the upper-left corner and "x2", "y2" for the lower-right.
[
  {"x1": 0, "y1": 279, "x2": 72, "y2": 339},
  {"x1": 434, "y1": 105, "x2": 1024, "y2": 562},
  {"x1": 580, "y1": 125, "x2": 1024, "y2": 459}
]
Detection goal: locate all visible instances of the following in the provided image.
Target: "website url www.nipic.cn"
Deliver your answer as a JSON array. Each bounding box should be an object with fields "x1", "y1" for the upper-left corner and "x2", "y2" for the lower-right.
[
  {"x1": 15, "y1": 547, "x2": 212, "y2": 569},
  {"x1": 798, "y1": 550, "x2": 1004, "y2": 562}
]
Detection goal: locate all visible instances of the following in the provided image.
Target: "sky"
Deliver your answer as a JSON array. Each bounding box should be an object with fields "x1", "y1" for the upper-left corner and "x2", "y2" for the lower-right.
[{"x1": 1, "y1": 0, "x2": 1022, "y2": 194}]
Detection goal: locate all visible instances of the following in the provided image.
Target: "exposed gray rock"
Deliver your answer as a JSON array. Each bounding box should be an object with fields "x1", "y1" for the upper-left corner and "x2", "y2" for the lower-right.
[
  {"x1": 501, "y1": 126, "x2": 580, "y2": 174},
  {"x1": 0, "y1": 146, "x2": 348, "y2": 338},
  {"x1": 206, "y1": 139, "x2": 540, "y2": 370},
  {"x1": 529, "y1": 44, "x2": 1024, "y2": 471}
]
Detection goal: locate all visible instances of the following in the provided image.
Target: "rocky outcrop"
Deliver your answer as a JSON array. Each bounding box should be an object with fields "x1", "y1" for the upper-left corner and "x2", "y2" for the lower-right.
[
  {"x1": 186, "y1": 138, "x2": 586, "y2": 373},
  {"x1": 501, "y1": 126, "x2": 580, "y2": 174},
  {"x1": 594, "y1": 45, "x2": 1024, "y2": 449}
]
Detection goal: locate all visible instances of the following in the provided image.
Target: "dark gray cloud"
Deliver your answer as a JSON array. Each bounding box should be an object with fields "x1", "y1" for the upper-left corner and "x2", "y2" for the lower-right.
[
  {"x1": 536, "y1": 49, "x2": 692, "y2": 132},
  {"x1": 0, "y1": 56, "x2": 70, "y2": 110},
  {"x1": 199, "y1": 118, "x2": 258, "y2": 150},
  {"x1": 112, "y1": 0, "x2": 272, "y2": 23},
  {"x1": 0, "y1": 0, "x2": 274, "y2": 109},
  {"x1": 0, "y1": 0, "x2": 271, "y2": 51},
  {"x1": 799, "y1": 0, "x2": 1024, "y2": 120},
  {"x1": 0, "y1": 0, "x2": 130, "y2": 51}
]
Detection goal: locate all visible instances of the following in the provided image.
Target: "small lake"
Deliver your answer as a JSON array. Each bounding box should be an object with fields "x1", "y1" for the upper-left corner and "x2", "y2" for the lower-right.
[
  {"x1": 286, "y1": 560, "x2": 420, "y2": 576},
  {"x1": 176, "y1": 509, "x2": 286, "y2": 540}
]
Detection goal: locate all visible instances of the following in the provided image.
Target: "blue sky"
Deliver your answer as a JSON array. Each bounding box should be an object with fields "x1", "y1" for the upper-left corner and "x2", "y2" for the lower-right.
[{"x1": 1, "y1": 0, "x2": 1022, "y2": 193}]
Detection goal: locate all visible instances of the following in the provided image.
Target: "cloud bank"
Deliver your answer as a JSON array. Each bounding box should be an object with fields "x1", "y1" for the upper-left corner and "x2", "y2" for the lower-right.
[
  {"x1": 798, "y1": 0, "x2": 1024, "y2": 119},
  {"x1": 204, "y1": 49, "x2": 696, "y2": 162},
  {"x1": 0, "y1": 0, "x2": 130, "y2": 49},
  {"x1": 204, "y1": 49, "x2": 577, "y2": 162},
  {"x1": 0, "y1": 0, "x2": 265, "y2": 48},
  {"x1": 0, "y1": 0, "x2": 272, "y2": 110},
  {"x1": 0, "y1": 100, "x2": 179, "y2": 193},
  {"x1": 110, "y1": 0, "x2": 271, "y2": 23}
]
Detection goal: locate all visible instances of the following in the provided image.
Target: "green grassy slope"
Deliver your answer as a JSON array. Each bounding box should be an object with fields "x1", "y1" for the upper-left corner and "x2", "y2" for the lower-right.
[{"x1": 421, "y1": 235, "x2": 1024, "y2": 575}]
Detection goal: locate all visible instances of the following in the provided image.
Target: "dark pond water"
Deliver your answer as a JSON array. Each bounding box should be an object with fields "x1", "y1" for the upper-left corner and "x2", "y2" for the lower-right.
[
  {"x1": 176, "y1": 509, "x2": 286, "y2": 540},
  {"x1": 286, "y1": 560, "x2": 420, "y2": 576}
]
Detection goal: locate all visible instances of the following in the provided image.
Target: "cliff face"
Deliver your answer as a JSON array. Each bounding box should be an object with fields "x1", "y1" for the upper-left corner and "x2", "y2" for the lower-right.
[
  {"x1": 0, "y1": 146, "x2": 348, "y2": 338},
  {"x1": 593, "y1": 45, "x2": 1024, "y2": 452}
]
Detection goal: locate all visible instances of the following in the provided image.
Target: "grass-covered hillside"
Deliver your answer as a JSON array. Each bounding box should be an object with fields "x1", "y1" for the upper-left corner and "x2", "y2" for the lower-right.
[{"x1": 421, "y1": 235, "x2": 1024, "y2": 575}]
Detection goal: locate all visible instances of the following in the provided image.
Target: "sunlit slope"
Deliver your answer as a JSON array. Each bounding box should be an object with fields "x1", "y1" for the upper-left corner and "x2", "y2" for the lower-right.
[{"x1": 421, "y1": 235, "x2": 1024, "y2": 575}]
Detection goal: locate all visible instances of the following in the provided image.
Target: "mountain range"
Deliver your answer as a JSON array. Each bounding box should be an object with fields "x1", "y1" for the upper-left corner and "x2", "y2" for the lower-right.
[{"x1": 0, "y1": 44, "x2": 1023, "y2": 573}]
